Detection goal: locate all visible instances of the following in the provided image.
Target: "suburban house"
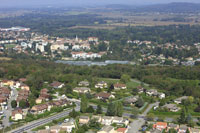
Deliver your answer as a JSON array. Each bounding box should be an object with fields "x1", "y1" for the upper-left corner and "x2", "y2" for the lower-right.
[
  {"x1": 73, "y1": 87, "x2": 90, "y2": 93},
  {"x1": 78, "y1": 81, "x2": 90, "y2": 87},
  {"x1": 31, "y1": 104, "x2": 49, "y2": 114},
  {"x1": 114, "y1": 83, "x2": 127, "y2": 90},
  {"x1": 167, "y1": 123, "x2": 179, "y2": 131},
  {"x1": 153, "y1": 122, "x2": 168, "y2": 131},
  {"x1": 16, "y1": 89, "x2": 29, "y2": 106},
  {"x1": 79, "y1": 116, "x2": 90, "y2": 124},
  {"x1": 92, "y1": 115, "x2": 102, "y2": 123},
  {"x1": 157, "y1": 92, "x2": 165, "y2": 99},
  {"x1": 97, "y1": 125, "x2": 116, "y2": 133},
  {"x1": 11, "y1": 108, "x2": 24, "y2": 121},
  {"x1": 50, "y1": 125, "x2": 60, "y2": 133},
  {"x1": 36, "y1": 88, "x2": 50, "y2": 104},
  {"x1": 190, "y1": 128, "x2": 200, "y2": 133},
  {"x1": 162, "y1": 104, "x2": 180, "y2": 112},
  {"x1": 112, "y1": 117, "x2": 129, "y2": 126},
  {"x1": 101, "y1": 116, "x2": 113, "y2": 125},
  {"x1": 174, "y1": 96, "x2": 188, "y2": 104},
  {"x1": 0, "y1": 80, "x2": 15, "y2": 87},
  {"x1": 60, "y1": 122, "x2": 75, "y2": 133},
  {"x1": 95, "y1": 81, "x2": 108, "y2": 89},
  {"x1": 95, "y1": 92, "x2": 115, "y2": 100},
  {"x1": 137, "y1": 86, "x2": 145, "y2": 94},
  {"x1": 116, "y1": 128, "x2": 128, "y2": 133},
  {"x1": 50, "y1": 81, "x2": 64, "y2": 89},
  {"x1": 178, "y1": 125, "x2": 188, "y2": 133},
  {"x1": 123, "y1": 96, "x2": 139, "y2": 105},
  {"x1": 20, "y1": 84, "x2": 30, "y2": 91},
  {"x1": 146, "y1": 89, "x2": 158, "y2": 96},
  {"x1": 35, "y1": 97, "x2": 46, "y2": 104}
]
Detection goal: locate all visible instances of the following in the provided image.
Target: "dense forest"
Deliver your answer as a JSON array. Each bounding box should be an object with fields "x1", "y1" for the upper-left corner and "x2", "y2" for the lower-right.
[{"x1": 0, "y1": 59, "x2": 200, "y2": 98}]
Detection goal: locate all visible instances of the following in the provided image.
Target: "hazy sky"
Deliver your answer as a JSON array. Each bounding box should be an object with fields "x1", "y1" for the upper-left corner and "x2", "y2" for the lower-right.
[{"x1": 0, "y1": 0, "x2": 200, "y2": 8}]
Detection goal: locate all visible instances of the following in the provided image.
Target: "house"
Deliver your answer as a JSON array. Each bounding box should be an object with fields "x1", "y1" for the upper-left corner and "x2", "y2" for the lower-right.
[
  {"x1": 31, "y1": 104, "x2": 48, "y2": 114},
  {"x1": 60, "y1": 122, "x2": 75, "y2": 133},
  {"x1": 97, "y1": 126, "x2": 116, "y2": 133},
  {"x1": 167, "y1": 123, "x2": 179, "y2": 131},
  {"x1": 95, "y1": 92, "x2": 115, "y2": 100},
  {"x1": 112, "y1": 117, "x2": 129, "y2": 126},
  {"x1": 123, "y1": 96, "x2": 139, "y2": 105},
  {"x1": 190, "y1": 128, "x2": 200, "y2": 133},
  {"x1": 79, "y1": 116, "x2": 90, "y2": 124},
  {"x1": 174, "y1": 96, "x2": 188, "y2": 104},
  {"x1": 157, "y1": 92, "x2": 165, "y2": 99},
  {"x1": 92, "y1": 115, "x2": 102, "y2": 123},
  {"x1": 162, "y1": 104, "x2": 180, "y2": 112},
  {"x1": 11, "y1": 108, "x2": 24, "y2": 121},
  {"x1": 101, "y1": 116, "x2": 113, "y2": 125},
  {"x1": 36, "y1": 97, "x2": 46, "y2": 104},
  {"x1": 146, "y1": 89, "x2": 157, "y2": 96},
  {"x1": 153, "y1": 122, "x2": 168, "y2": 131},
  {"x1": 137, "y1": 86, "x2": 144, "y2": 94},
  {"x1": 114, "y1": 83, "x2": 127, "y2": 90},
  {"x1": 95, "y1": 81, "x2": 108, "y2": 89},
  {"x1": 20, "y1": 84, "x2": 30, "y2": 91},
  {"x1": 178, "y1": 125, "x2": 188, "y2": 133},
  {"x1": 1, "y1": 80, "x2": 15, "y2": 87},
  {"x1": 50, "y1": 81, "x2": 64, "y2": 89},
  {"x1": 78, "y1": 81, "x2": 89, "y2": 87},
  {"x1": 50, "y1": 125, "x2": 60, "y2": 133},
  {"x1": 116, "y1": 128, "x2": 128, "y2": 133},
  {"x1": 73, "y1": 87, "x2": 90, "y2": 93}
]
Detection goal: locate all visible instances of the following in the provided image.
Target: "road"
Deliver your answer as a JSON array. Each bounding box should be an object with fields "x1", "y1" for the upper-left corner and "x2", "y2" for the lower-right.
[
  {"x1": 10, "y1": 105, "x2": 80, "y2": 133},
  {"x1": 3, "y1": 88, "x2": 18, "y2": 128},
  {"x1": 127, "y1": 102, "x2": 159, "y2": 133}
]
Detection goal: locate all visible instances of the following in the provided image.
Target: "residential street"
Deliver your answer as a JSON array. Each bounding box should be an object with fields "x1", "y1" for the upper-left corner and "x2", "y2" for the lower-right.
[
  {"x1": 3, "y1": 88, "x2": 18, "y2": 128},
  {"x1": 127, "y1": 102, "x2": 159, "y2": 133}
]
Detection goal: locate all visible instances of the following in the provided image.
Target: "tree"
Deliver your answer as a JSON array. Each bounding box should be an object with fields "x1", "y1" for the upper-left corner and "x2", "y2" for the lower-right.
[
  {"x1": 136, "y1": 97, "x2": 144, "y2": 108},
  {"x1": 89, "y1": 119, "x2": 101, "y2": 129},
  {"x1": 159, "y1": 99, "x2": 166, "y2": 107},
  {"x1": 80, "y1": 95, "x2": 88, "y2": 113},
  {"x1": 178, "y1": 108, "x2": 186, "y2": 124},
  {"x1": 86, "y1": 106, "x2": 95, "y2": 113},
  {"x1": 106, "y1": 102, "x2": 116, "y2": 116},
  {"x1": 11, "y1": 100, "x2": 17, "y2": 108},
  {"x1": 108, "y1": 84, "x2": 114, "y2": 92},
  {"x1": 69, "y1": 108, "x2": 79, "y2": 118},
  {"x1": 120, "y1": 74, "x2": 131, "y2": 83},
  {"x1": 116, "y1": 101, "x2": 123, "y2": 117},
  {"x1": 132, "y1": 107, "x2": 139, "y2": 118},
  {"x1": 169, "y1": 128, "x2": 177, "y2": 133},
  {"x1": 96, "y1": 104, "x2": 102, "y2": 114},
  {"x1": 19, "y1": 100, "x2": 28, "y2": 108}
]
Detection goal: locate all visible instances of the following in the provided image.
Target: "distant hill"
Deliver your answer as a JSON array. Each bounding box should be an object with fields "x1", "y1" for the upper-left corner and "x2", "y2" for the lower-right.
[
  {"x1": 106, "y1": 2, "x2": 200, "y2": 13},
  {"x1": 139, "y1": 2, "x2": 200, "y2": 13}
]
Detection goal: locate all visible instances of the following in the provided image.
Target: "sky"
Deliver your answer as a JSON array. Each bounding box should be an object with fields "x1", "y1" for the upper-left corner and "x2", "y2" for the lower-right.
[{"x1": 0, "y1": 0, "x2": 200, "y2": 8}]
